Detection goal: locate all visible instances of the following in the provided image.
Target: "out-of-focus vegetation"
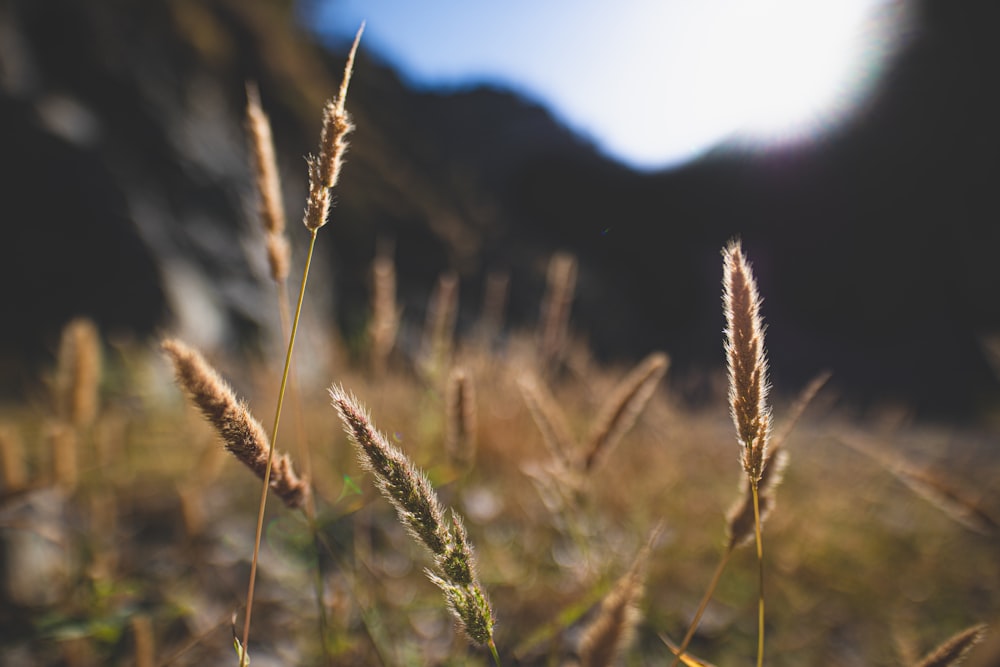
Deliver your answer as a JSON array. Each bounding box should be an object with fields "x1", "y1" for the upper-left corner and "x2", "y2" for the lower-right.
[{"x1": 0, "y1": 292, "x2": 997, "y2": 665}]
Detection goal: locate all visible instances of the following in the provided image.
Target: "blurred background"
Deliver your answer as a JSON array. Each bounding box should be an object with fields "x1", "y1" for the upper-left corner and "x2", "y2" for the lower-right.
[{"x1": 1, "y1": 0, "x2": 999, "y2": 420}]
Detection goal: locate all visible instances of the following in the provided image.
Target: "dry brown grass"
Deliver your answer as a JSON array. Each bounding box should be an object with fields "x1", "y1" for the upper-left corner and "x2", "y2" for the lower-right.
[{"x1": 1, "y1": 31, "x2": 997, "y2": 667}]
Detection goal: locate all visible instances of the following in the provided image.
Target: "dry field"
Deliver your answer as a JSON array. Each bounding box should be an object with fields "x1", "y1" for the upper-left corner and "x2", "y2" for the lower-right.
[{"x1": 1, "y1": 30, "x2": 998, "y2": 667}]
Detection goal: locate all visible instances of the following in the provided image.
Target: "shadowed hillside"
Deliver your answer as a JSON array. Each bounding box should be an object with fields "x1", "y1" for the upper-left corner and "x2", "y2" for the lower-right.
[{"x1": 1, "y1": 0, "x2": 998, "y2": 418}]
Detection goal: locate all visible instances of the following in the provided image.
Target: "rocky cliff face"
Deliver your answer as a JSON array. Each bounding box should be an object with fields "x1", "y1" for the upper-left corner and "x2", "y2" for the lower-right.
[{"x1": 1, "y1": 0, "x2": 998, "y2": 417}]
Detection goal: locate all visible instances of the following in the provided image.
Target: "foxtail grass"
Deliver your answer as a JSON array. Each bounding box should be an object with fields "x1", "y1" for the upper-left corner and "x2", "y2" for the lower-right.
[
  {"x1": 538, "y1": 252, "x2": 577, "y2": 370},
  {"x1": 234, "y1": 24, "x2": 364, "y2": 666},
  {"x1": 245, "y1": 81, "x2": 290, "y2": 286},
  {"x1": 837, "y1": 434, "x2": 999, "y2": 536},
  {"x1": 420, "y1": 271, "x2": 460, "y2": 381},
  {"x1": 370, "y1": 245, "x2": 400, "y2": 377},
  {"x1": 161, "y1": 339, "x2": 309, "y2": 509},
  {"x1": 668, "y1": 370, "x2": 827, "y2": 666},
  {"x1": 55, "y1": 317, "x2": 102, "y2": 431},
  {"x1": 915, "y1": 624, "x2": 987, "y2": 667},
  {"x1": 582, "y1": 351, "x2": 668, "y2": 472},
  {"x1": 330, "y1": 385, "x2": 499, "y2": 662},
  {"x1": 478, "y1": 270, "x2": 509, "y2": 345},
  {"x1": 517, "y1": 373, "x2": 576, "y2": 470},
  {"x1": 578, "y1": 526, "x2": 659, "y2": 667},
  {"x1": 445, "y1": 367, "x2": 478, "y2": 467},
  {"x1": 248, "y1": 71, "x2": 338, "y2": 663}
]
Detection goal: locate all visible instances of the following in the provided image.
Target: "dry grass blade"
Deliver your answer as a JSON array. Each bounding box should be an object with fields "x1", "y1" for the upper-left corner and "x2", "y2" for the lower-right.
[
  {"x1": 770, "y1": 370, "x2": 831, "y2": 450},
  {"x1": 330, "y1": 385, "x2": 496, "y2": 648},
  {"x1": 838, "y1": 435, "x2": 998, "y2": 536},
  {"x1": 914, "y1": 624, "x2": 987, "y2": 667},
  {"x1": 895, "y1": 466, "x2": 998, "y2": 536},
  {"x1": 55, "y1": 317, "x2": 101, "y2": 430},
  {"x1": 517, "y1": 374, "x2": 577, "y2": 469},
  {"x1": 161, "y1": 339, "x2": 308, "y2": 509},
  {"x1": 582, "y1": 351, "x2": 668, "y2": 471},
  {"x1": 578, "y1": 526, "x2": 658, "y2": 667}
]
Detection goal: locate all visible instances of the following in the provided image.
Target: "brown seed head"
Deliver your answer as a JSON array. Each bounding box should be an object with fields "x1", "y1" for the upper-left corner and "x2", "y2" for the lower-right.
[
  {"x1": 162, "y1": 339, "x2": 308, "y2": 509},
  {"x1": 915, "y1": 624, "x2": 987, "y2": 667},
  {"x1": 56, "y1": 318, "x2": 102, "y2": 429},
  {"x1": 303, "y1": 24, "x2": 362, "y2": 231},
  {"x1": 579, "y1": 528, "x2": 657, "y2": 667},
  {"x1": 445, "y1": 367, "x2": 478, "y2": 465},
  {"x1": 370, "y1": 251, "x2": 400, "y2": 375},
  {"x1": 330, "y1": 384, "x2": 450, "y2": 554},
  {"x1": 330, "y1": 384, "x2": 495, "y2": 646},
  {"x1": 583, "y1": 351, "x2": 669, "y2": 471},
  {"x1": 245, "y1": 82, "x2": 286, "y2": 238},
  {"x1": 723, "y1": 240, "x2": 771, "y2": 483},
  {"x1": 538, "y1": 252, "x2": 578, "y2": 367}
]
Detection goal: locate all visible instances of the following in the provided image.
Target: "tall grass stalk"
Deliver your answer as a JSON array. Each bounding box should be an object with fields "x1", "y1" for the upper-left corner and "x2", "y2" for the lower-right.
[
  {"x1": 330, "y1": 385, "x2": 499, "y2": 663},
  {"x1": 247, "y1": 75, "x2": 331, "y2": 662},
  {"x1": 722, "y1": 240, "x2": 771, "y2": 667},
  {"x1": 238, "y1": 24, "x2": 363, "y2": 665},
  {"x1": 668, "y1": 373, "x2": 824, "y2": 667}
]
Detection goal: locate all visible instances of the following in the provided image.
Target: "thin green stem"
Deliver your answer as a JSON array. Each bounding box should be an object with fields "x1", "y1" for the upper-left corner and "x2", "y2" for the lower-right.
[
  {"x1": 276, "y1": 277, "x2": 330, "y2": 666},
  {"x1": 488, "y1": 638, "x2": 502, "y2": 667},
  {"x1": 240, "y1": 230, "x2": 319, "y2": 664},
  {"x1": 751, "y1": 480, "x2": 764, "y2": 667},
  {"x1": 667, "y1": 547, "x2": 733, "y2": 667}
]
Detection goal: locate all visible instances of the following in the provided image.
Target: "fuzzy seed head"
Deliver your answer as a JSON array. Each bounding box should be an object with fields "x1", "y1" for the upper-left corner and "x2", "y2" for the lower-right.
[
  {"x1": 162, "y1": 339, "x2": 308, "y2": 509},
  {"x1": 723, "y1": 240, "x2": 771, "y2": 483}
]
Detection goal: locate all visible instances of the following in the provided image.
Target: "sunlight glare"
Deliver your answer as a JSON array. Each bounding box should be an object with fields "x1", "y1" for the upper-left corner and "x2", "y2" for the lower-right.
[{"x1": 722, "y1": 0, "x2": 901, "y2": 145}]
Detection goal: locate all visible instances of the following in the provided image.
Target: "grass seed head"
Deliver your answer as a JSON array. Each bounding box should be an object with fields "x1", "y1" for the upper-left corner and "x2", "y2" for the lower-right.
[
  {"x1": 723, "y1": 239, "x2": 771, "y2": 483},
  {"x1": 915, "y1": 624, "x2": 987, "y2": 667},
  {"x1": 162, "y1": 339, "x2": 308, "y2": 509}
]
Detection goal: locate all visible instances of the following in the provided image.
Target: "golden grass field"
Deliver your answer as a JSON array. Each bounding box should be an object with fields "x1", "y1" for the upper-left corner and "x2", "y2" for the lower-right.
[{"x1": 1, "y1": 30, "x2": 998, "y2": 667}]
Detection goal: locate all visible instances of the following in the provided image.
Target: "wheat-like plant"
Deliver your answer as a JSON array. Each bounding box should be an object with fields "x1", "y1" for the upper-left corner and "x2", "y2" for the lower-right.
[
  {"x1": 517, "y1": 373, "x2": 576, "y2": 470},
  {"x1": 329, "y1": 385, "x2": 499, "y2": 662},
  {"x1": 582, "y1": 351, "x2": 669, "y2": 472},
  {"x1": 420, "y1": 271, "x2": 460, "y2": 381},
  {"x1": 579, "y1": 527, "x2": 658, "y2": 667},
  {"x1": 55, "y1": 317, "x2": 102, "y2": 431},
  {"x1": 161, "y1": 338, "x2": 309, "y2": 509},
  {"x1": 538, "y1": 252, "x2": 578, "y2": 370},
  {"x1": 245, "y1": 82, "x2": 290, "y2": 286},
  {"x1": 722, "y1": 239, "x2": 771, "y2": 667},
  {"x1": 914, "y1": 624, "x2": 987, "y2": 667},
  {"x1": 445, "y1": 366, "x2": 478, "y2": 467},
  {"x1": 370, "y1": 246, "x2": 400, "y2": 377}
]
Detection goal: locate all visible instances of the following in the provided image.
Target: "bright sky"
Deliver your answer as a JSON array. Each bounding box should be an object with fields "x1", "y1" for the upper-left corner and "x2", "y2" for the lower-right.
[{"x1": 306, "y1": 0, "x2": 908, "y2": 170}]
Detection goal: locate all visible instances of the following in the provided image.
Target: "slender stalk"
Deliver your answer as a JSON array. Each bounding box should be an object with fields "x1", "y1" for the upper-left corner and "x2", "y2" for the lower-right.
[
  {"x1": 667, "y1": 549, "x2": 733, "y2": 667},
  {"x1": 752, "y1": 481, "x2": 764, "y2": 667},
  {"x1": 276, "y1": 281, "x2": 330, "y2": 665},
  {"x1": 489, "y1": 638, "x2": 501, "y2": 667},
  {"x1": 241, "y1": 230, "x2": 319, "y2": 664}
]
